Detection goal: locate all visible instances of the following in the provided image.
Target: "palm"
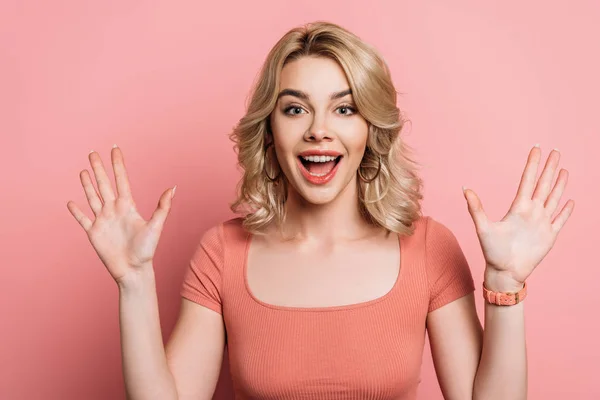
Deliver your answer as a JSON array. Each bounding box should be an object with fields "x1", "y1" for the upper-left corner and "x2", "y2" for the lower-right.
[
  {"x1": 87, "y1": 200, "x2": 158, "y2": 277},
  {"x1": 464, "y1": 146, "x2": 574, "y2": 284},
  {"x1": 477, "y1": 210, "x2": 556, "y2": 283}
]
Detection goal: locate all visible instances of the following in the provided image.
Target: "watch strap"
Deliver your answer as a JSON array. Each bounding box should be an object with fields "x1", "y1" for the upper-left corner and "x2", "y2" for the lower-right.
[{"x1": 483, "y1": 281, "x2": 527, "y2": 306}]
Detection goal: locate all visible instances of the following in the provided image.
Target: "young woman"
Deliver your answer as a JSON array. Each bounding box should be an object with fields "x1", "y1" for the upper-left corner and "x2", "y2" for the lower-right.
[{"x1": 67, "y1": 21, "x2": 574, "y2": 400}]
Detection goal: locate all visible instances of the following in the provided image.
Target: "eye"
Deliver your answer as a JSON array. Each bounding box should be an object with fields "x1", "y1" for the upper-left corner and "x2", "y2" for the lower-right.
[
  {"x1": 282, "y1": 104, "x2": 357, "y2": 116},
  {"x1": 336, "y1": 105, "x2": 356, "y2": 116},
  {"x1": 283, "y1": 106, "x2": 306, "y2": 116}
]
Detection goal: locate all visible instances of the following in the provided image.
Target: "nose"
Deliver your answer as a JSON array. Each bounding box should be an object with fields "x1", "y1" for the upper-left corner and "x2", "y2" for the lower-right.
[{"x1": 303, "y1": 115, "x2": 333, "y2": 142}]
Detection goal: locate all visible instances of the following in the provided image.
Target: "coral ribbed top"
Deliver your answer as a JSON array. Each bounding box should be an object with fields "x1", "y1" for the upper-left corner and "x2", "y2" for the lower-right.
[{"x1": 180, "y1": 216, "x2": 475, "y2": 399}]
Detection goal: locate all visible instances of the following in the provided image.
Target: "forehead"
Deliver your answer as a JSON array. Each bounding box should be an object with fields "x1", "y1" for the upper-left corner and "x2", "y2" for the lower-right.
[{"x1": 279, "y1": 56, "x2": 350, "y2": 98}]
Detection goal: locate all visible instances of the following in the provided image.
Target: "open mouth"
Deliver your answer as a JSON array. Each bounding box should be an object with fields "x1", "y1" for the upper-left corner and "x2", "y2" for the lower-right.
[{"x1": 298, "y1": 155, "x2": 342, "y2": 177}]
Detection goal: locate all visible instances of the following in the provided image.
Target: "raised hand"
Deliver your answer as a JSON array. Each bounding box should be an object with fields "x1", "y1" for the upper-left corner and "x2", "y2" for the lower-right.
[
  {"x1": 66, "y1": 145, "x2": 176, "y2": 287},
  {"x1": 462, "y1": 145, "x2": 575, "y2": 290}
]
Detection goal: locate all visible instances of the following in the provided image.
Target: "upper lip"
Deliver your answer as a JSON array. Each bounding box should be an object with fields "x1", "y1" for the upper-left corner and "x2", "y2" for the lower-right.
[{"x1": 298, "y1": 149, "x2": 343, "y2": 157}]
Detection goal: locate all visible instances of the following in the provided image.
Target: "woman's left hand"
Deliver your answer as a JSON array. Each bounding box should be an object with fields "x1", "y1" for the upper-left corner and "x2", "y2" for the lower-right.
[{"x1": 463, "y1": 145, "x2": 575, "y2": 292}]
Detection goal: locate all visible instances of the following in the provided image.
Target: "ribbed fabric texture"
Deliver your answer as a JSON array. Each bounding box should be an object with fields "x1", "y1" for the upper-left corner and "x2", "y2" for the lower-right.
[{"x1": 180, "y1": 216, "x2": 475, "y2": 399}]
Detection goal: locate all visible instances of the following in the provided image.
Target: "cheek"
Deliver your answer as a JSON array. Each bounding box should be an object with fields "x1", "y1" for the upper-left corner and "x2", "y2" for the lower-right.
[
  {"x1": 272, "y1": 138, "x2": 298, "y2": 175},
  {"x1": 345, "y1": 124, "x2": 369, "y2": 154},
  {"x1": 270, "y1": 116, "x2": 304, "y2": 158},
  {"x1": 270, "y1": 115, "x2": 293, "y2": 142},
  {"x1": 272, "y1": 134, "x2": 296, "y2": 162}
]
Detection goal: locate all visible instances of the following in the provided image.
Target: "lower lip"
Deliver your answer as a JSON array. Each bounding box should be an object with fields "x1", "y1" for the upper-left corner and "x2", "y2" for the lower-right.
[{"x1": 296, "y1": 157, "x2": 342, "y2": 185}]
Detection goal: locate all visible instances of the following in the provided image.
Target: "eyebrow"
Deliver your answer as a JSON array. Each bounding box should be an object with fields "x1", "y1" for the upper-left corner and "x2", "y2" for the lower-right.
[{"x1": 276, "y1": 88, "x2": 352, "y2": 101}]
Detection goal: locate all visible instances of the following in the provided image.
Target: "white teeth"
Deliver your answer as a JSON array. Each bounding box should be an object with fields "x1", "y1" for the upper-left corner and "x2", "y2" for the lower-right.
[
  {"x1": 301, "y1": 155, "x2": 338, "y2": 162},
  {"x1": 308, "y1": 171, "x2": 328, "y2": 177}
]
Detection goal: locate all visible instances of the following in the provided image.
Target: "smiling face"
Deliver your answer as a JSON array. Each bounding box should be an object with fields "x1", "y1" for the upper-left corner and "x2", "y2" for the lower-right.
[{"x1": 269, "y1": 56, "x2": 369, "y2": 205}]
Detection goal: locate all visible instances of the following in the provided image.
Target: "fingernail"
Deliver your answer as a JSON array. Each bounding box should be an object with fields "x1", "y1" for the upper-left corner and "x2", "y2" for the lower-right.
[
  {"x1": 89, "y1": 150, "x2": 94, "y2": 154},
  {"x1": 171, "y1": 185, "x2": 177, "y2": 199},
  {"x1": 534, "y1": 143, "x2": 540, "y2": 148},
  {"x1": 553, "y1": 148, "x2": 559, "y2": 152},
  {"x1": 462, "y1": 186, "x2": 467, "y2": 192},
  {"x1": 113, "y1": 144, "x2": 118, "y2": 148}
]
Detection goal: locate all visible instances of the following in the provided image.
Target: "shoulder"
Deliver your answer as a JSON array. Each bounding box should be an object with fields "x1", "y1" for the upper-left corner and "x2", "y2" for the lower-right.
[
  {"x1": 420, "y1": 216, "x2": 471, "y2": 278},
  {"x1": 187, "y1": 217, "x2": 247, "y2": 273},
  {"x1": 221, "y1": 216, "x2": 246, "y2": 231},
  {"x1": 195, "y1": 217, "x2": 248, "y2": 253},
  {"x1": 426, "y1": 216, "x2": 458, "y2": 242},
  {"x1": 405, "y1": 215, "x2": 459, "y2": 246},
  {"x1": 403, "y1": 216, "x2": 467, "y2": 272}
]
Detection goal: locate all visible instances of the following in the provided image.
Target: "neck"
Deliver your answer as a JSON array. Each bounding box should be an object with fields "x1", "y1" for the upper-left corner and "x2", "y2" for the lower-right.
[{"x1": 279, "y1": 177, "x2": 376, "y2": 242}]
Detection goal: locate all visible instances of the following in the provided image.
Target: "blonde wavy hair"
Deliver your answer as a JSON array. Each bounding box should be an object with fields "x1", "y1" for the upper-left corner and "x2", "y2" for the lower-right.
[{"x1": 229, "y1": 21, "x2": 423, "y2": 236}]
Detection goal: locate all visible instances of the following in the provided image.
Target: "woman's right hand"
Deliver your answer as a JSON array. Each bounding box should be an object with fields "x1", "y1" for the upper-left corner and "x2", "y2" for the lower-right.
[{"x1": 66, "y1": 145, "x2": 176, "y2": 288}]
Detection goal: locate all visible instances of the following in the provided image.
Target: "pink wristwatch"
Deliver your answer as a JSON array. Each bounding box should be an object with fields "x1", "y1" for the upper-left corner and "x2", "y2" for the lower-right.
[{"x1": 482, "y1": 281, "x2": 527, "y2": 306}]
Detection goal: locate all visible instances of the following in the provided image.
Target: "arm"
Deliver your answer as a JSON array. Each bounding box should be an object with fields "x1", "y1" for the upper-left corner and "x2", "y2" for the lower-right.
[
  {"x1": 165, "y1": 298, "x2": 226, "y2": 400},
  {"x1": 119, "y1": 268, "x2": 178, "y2": 400},
  {"x1": 426, "y1": 278, "x2": 527, "y2": 400},
  {"x1": 429, "y1": 145, "x2": 573, "y2": 399},
  {"x1": 472, "y1": 270, "x2": 527, "y2": 399},
  {"x1": 460, "y1": 145, "x2": 572, "y2": 399},
  {"x1": 119, "y1": 267, "x2": 225, "y2": 400},
  {"x1": 424, "y1": 215, "x2": 482, "y2": 400},
  {"x1": 426, "y1": 293, "x2": 482, "y2": 400}
]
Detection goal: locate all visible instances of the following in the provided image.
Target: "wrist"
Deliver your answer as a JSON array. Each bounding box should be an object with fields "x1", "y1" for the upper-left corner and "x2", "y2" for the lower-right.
[
  {"x1": 117, "y1": 265, "x2": 156, "y2": 293},
  {"x1": 484, "y1": 268, "x2": 524, "y2": 293}
]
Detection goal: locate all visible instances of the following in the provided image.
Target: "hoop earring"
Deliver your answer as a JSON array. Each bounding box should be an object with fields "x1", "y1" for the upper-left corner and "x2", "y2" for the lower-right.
[
  {"x1": 358, "y1": 154, "x2": 382, "y2": 183},
  {"x1": 263, "y1": 145, "x2": 281, "y2": 182}
]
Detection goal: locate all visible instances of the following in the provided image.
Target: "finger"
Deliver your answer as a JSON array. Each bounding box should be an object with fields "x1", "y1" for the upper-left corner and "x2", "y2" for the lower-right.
[
  {"x1": 80, "y1": 169, "x2": 103, "y2": 215},
  {"x1": 552, "y1": 199, "x2": 575, "y2": 233},
  {"x1": 89, "y1": 150, "x2": 116, "y2": 203},
  {"x1": 148, "y1": 187, "x2": 176, "y2": 235},
  {"x1": 532, "y1": 149, "x2": 560, "y2": 203},
  {"x1": 66, "y1": 201, "x2": 93, "y2": 231},
  {"x1": 544, "y1": 168, "x2": 568, "y2": 216},
  {"x1": 463, "y1": 187, "x2": 489, "y2": 233},
  {"x1": 514, "y1": 145, "x2": 542, "y2": 203},
  {"x1": 111, "y1": 145, "x2": 134, "y2": 199}
]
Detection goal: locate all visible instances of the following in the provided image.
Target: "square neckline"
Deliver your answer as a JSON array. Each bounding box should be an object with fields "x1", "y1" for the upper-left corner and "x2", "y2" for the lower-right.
[{"x1": 242, "y1": 231, "x2": 406, "y2": 312}]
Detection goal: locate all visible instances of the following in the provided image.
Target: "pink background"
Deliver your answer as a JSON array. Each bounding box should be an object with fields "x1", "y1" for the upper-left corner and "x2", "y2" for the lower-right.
[{"x1": 2, "y1": 1, "x2": 598, "y2": 399}]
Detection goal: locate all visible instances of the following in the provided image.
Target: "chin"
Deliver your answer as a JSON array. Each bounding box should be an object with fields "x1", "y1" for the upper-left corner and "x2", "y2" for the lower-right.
[
  {"x1": 296, "y1": 185, "x2": 342, "y2": 205},
  {"x1": 288, "y1": 172, "x2": 357, "y2": 207}
]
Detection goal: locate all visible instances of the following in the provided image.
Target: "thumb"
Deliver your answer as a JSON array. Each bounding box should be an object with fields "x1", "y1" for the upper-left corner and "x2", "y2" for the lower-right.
[
  {"x1": 148, "y1": 186, "x2": 176, "y2": 234},
  {"x1": 462, "y1": 186, "x2": 489, "y2": 233}
]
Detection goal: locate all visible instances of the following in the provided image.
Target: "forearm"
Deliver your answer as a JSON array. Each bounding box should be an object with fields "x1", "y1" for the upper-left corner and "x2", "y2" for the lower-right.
[
  {"x1": 473, "y1": 270, "x2": 527, "y2": 400},
  {"x1": 118, "y1": 267, "x2": 178, "y2": 400}
]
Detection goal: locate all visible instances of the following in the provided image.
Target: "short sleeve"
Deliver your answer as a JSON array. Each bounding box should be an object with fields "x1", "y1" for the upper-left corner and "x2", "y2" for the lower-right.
[
  {"x1": 425, "y1": 217, "x2": 475, "y2": 313},
  {"x1": 180, "y1": 224, "x2": 225, "y2": 315}
]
